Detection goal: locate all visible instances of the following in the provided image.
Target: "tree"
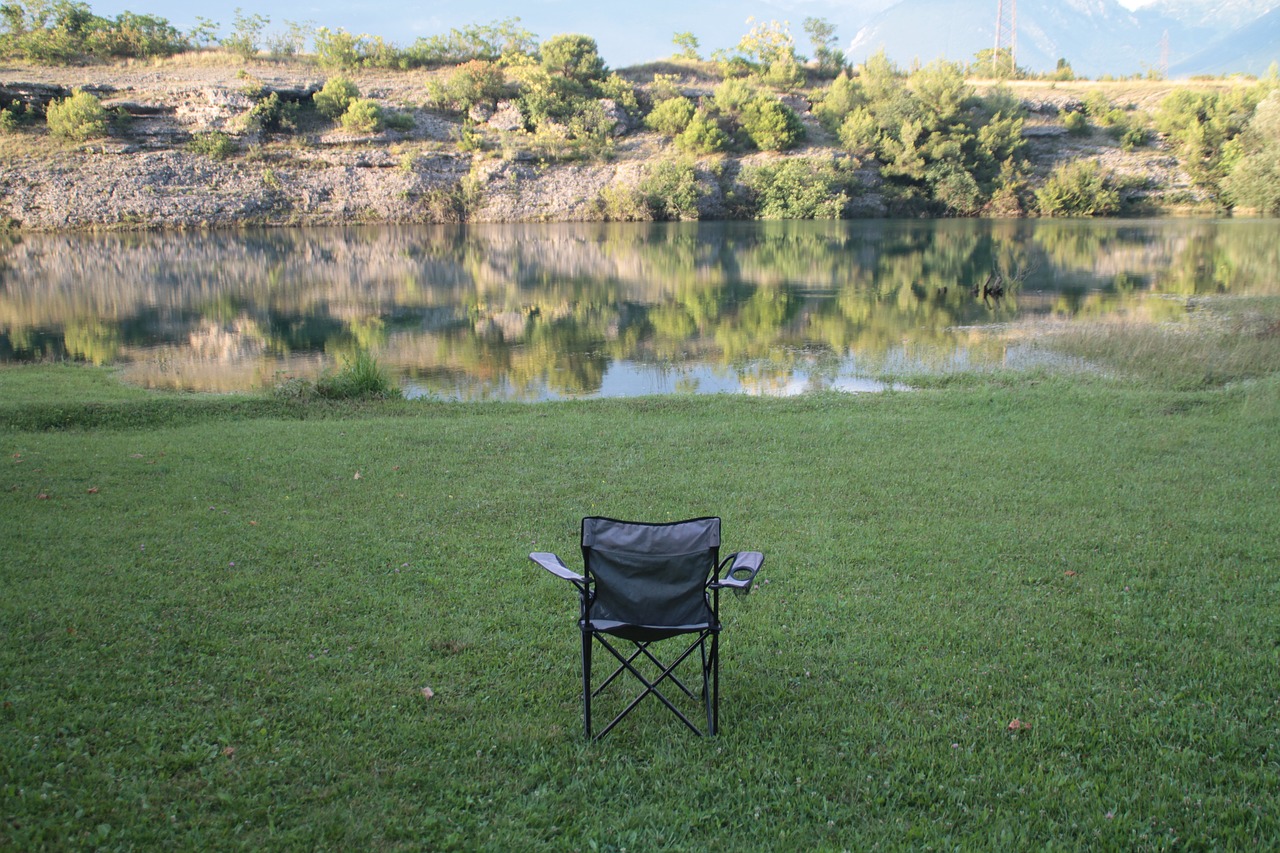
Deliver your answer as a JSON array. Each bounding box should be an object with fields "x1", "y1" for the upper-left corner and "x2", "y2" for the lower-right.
[
  {"x1": 540, "y1": 34, "x2": 605, "y2": 84},
  {"x1": 1155, "y1": 85, "x2": 1269, "y2": 198},
  {"x1": 970, "y1": 47, "x2": 1024, "y2": 80},
  {"x1": 672, "y1": 31, "x2": 699, "y2": 61},
  {"x1": 803, "y1": 16, "x2": 844, "y2": 77},
  {"x1": 1222, "y1": 91, "x2": 1280, "y2": 214},
  {"x1": 221, "y1": 7, "x2": 267, "y2": 60},
  {"x1": 734, "y1": 17, "x2": 796, "y2": 67}
]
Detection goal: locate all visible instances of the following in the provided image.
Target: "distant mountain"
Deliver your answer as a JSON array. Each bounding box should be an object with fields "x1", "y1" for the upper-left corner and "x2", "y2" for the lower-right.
[
  {"x1": 1167, "y1": 5, "x2": 1280, "y2": 76},
  {"x1": 1147, "y1": 0, "x2": 1278, "y2": 34},
  {"x1": 844, "y1": 0, "x2": 1275, "y2": 78}
]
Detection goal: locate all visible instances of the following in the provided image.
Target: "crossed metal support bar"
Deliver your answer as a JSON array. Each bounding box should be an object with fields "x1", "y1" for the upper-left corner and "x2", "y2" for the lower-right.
[{"x1": 583, "y1": 630, "x2": 719, "y2": 740}]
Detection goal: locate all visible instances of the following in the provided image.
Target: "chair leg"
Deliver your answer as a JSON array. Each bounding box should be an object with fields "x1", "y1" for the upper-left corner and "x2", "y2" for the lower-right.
[
  {"x1": 705, "y1": 635, "x2": 720, "y2": 736},
  {"x1": 582, "y1": 630, "x2": 593, "y2": 739},
  {"x1": 592, "y1": 632, "x2": 714, "y2": 739}
]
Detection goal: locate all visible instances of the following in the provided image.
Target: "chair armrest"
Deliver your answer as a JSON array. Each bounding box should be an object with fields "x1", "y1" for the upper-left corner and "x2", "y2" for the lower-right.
[
  {"x1": 530, "y1": 552, "x2": 587, "y2": 587},
  {"x1": 712, "y1": 551, "x2": 764, "y2": 596}
]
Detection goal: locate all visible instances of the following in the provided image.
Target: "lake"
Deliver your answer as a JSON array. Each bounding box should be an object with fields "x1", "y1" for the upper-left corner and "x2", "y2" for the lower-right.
[{"x1": 3, "y1": 218, "x2": 1277, "y2": 400}]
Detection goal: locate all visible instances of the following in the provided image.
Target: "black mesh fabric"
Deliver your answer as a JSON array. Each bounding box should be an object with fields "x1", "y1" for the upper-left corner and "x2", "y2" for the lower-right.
[{"x1": 582, "y1": 517, "x2": 719, "y2": 635}]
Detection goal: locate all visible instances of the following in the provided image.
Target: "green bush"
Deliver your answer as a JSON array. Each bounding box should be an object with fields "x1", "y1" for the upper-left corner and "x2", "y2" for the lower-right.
[
  {"x1": 711, "y1": 78, "x2": 756, "y2": 115},
  {"x1": 1155, "y1": 84, "x2": 1269, "y2": 195},
  {"x1": 426, "y1": 60, "x2": 506, "y2": 113},
  {"x1": 741, "y1": 157, "x2": 858, "y2": 219},
  {"x1": 315, "y1": 351, "x2": 401, "y2": 399},
  {"x1": 243, "y1": 92, "x2": 297, "y2": 134},
  {"x1": 0, "y1": 101, "x2": 31, "y2": 133},
  {"x1": 741, "y1": 96, "x2": 804, "y2": 151},
  {"x1": 1222, "y1": 91, "x2": 1280, "y2": 214},
  {"x1": 927, "y1": 162, "x2": 984, "y2": 215},
  {"x1": 340, "y1": 98, "x2": 383, "y2": 134},
  {"x1": 593, "y1": 73, "x2": 640, "y2": 118},
  {"x1": 220, "y1": 9, "x2": 268, "y2": 61},
  {"x1": 539, "y1": 34, "x2": 606, "y2": 84},
  {"x1": 644, "y1": 97, "x2": 695, "y2": 136},
  {"x1": 0, "y1": 3, "x2": 189, "y2": 62},
  {"x1": 599, "y1": 185, "x2": 653, "y2": 221},
  {"x1": 814, "y1": 72, "x2": 863, "y2": 131},
  {"x1": 1061, "y1": 109, "x2": 1089, "y2": 136},
  {"x1": 817, "y1": 54, "x2": 1032, "y2": 215},
  {"x1": 312, "y1": 27, "x2": 366, "y2": 70},
  {"x1": 382, "y1": 110, "x2": 415, "y2": 132},
  {"x1": 837, "y1": 107, "x2": 880, "y2": 155},
  {"x1": 1035, "y1": 160, "x2": 1120, "y2": 217},
  {"x1": 46, "y1": 89, "x2": 109, "y2": 142},
  {"x1": 314, "y1": 76, "x2": 360, "y2": 120},
  {"x1": 639, "y1": 158, "x2": 704, "y2": 220},
  {"x1": 675, "y1": 110, "x2": 730, "y2": 154},
  {"x1": 186, "y1": 131, "x2": 236, "y2": 159},
  {"x1": 404, "y1": 17, "x2": 537, "y2": 65}
]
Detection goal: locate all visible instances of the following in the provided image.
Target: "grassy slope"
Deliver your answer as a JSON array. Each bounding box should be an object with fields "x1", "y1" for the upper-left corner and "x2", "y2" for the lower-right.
[{"x1": 1, "y1": 367, "x2": 1278, "y2": 849}]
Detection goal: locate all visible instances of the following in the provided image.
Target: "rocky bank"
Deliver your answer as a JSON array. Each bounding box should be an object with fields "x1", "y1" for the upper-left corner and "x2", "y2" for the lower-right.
[{"x1": 0, "y1": 60, "x2": 1208, "y2": 232}]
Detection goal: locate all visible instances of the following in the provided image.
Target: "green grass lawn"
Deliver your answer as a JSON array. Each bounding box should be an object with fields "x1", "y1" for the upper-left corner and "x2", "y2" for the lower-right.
[{"x1": 2, "y1": 365, "x2": 1278, "y2": 850}]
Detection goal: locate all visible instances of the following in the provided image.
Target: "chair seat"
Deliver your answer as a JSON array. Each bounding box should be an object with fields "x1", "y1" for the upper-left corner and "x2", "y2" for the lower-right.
[{"x1": 585, "y1": 618, "x2": 720, "y2": 642}]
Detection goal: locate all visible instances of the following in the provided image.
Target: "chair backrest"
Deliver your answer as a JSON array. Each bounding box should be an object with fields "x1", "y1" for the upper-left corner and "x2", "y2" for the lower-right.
[{"x1": 581, "y1": 516, "x2": 720, "y2": 629}]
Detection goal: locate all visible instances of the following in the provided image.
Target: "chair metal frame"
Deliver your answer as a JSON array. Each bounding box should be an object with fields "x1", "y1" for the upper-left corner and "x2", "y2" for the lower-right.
[{"x1": 531, "y1": 516, "x2": 763, "y2": 740}]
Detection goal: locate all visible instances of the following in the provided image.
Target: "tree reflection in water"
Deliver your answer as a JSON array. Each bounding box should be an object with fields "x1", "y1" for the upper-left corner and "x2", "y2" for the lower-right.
[{"x1": 1, "y1": 219, "x2": 1277, "y2": 398}]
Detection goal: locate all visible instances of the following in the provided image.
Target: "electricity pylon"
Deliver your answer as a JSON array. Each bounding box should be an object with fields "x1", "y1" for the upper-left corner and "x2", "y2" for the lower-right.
[{"x1": 994, "y1": 0, "x2": 1018, "y2": 77}]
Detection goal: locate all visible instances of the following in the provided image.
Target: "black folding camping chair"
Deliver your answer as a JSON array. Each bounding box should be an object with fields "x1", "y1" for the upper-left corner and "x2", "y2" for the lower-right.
[{"x1": 531, "y1": 516, "x2": 763, "y2": 740}]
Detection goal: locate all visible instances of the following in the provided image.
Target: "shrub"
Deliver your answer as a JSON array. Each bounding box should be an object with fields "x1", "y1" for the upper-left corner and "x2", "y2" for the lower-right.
[
  {"x1": 1035, "y1": 160, "x2": 1120, "y2": 216},
  {"x1": 426, "y1": 60, "x2": 506, "y2": 113},
  {"x1": 1110, "y1": 117, "x2": 1149, "y2": 151},
  {"x1": 382, "y1": 110, "x2": 415, "y2": 132},
  {"x1": 312, "y1": 27, "x2": 365, "y2": 70},
  {"x1": 599, "y1": 185, "x2": 653, "y2": 221},
  {"x1": 0, "y1": 102, "x2": 31, "y2": 133},
  {"x1": 221, "y1": 9, "x2": 268, "y2": 61},
  {"x1": 46, "y1": 89, "x2": 109, "y2": 142},
  {"x1": 639, "y1": 158, "x2": 704, "y2": 220},
  {"x1": 314, "y1": 76, "x2": 360, "y2": 120},
  {"x1": 644, "y1": 97, "x2": 696, "y2": 136},
  {"x1": 340, "y1": 98, "x2": 383, "y2": 134},
  {"x1": 244, "y1": 93, "x2": 297, "y2": 134},
  {"x1": 676, "y1": 110, "x2": 730, "y2": 154},
  {"x1": 815, "y1": 72, "x2": 863, "y2": 131},
  {"x1": 837, "y1": 107, "x2": 880, "y2": 155},
  {"x1": 593, "y1": 73, "x2": 640, "y2": 118},
  {"x1": 741, "y1": 96, "x2": 804, "y2": 151},
  {"x1": 712, "y1": 78, "x2": 757, "y2": 115},
  {"x1": 186, "y1": 130, "x2": 236, "y2": 159},
  {"x1": 1061, "y1": 109, "x2": 1089, "y2": 136},
  {"x1": 1222, "y1": 91, "x2": 1280, "y2": 214},
  {"x1": 741, "y1": 157, "x2": 857, "y2": 219},
  {"x1": 540, "y1": 34, "x2": 606, "y2": 84},
  {"x1": 315, "y1": 351, "x2": 402, "y2": 399}
]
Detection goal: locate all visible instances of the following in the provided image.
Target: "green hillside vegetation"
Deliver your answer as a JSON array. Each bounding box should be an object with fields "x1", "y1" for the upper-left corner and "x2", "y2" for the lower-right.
[{"x1": 2, "y1": 1, "x2": 1280, "y2": 218}]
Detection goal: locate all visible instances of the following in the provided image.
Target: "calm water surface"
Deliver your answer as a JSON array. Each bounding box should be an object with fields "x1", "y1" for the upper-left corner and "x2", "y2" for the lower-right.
[{"x1": 3, "y1": 219, "x2": 1277, "y2": 399}]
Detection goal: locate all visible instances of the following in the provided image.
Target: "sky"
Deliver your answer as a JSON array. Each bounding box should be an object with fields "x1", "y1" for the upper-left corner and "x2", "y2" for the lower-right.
[{"x1": 84, "y1": 0, "x2": 1201, "y2": 68}]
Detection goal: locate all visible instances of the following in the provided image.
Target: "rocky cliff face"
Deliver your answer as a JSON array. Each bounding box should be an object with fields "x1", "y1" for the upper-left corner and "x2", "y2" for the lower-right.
[{"x1": 0, "y1": 62, "x2": 1202, "y2": 232}]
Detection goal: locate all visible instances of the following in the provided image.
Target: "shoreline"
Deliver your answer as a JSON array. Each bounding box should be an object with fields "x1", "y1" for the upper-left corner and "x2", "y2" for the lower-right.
[{"x1": 0, "y1": 59, "x2": 1232, "y2": 232}]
